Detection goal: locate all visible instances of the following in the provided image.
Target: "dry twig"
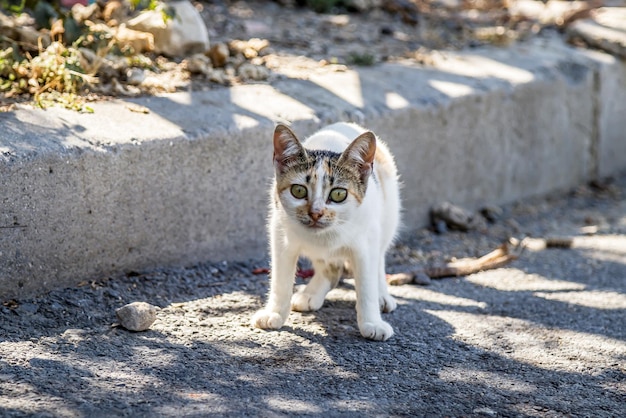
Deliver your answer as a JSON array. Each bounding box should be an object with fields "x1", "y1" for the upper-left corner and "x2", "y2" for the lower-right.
[
  {"x1": 425, "y1": 243, "x2": 519, "y2": 279},
  {"x1": 387, "y1": 241, "x2": 523, "y2": 285}
]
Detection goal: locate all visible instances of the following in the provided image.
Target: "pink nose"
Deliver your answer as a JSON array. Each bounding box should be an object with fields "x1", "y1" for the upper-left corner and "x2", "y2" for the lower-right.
[{"x1": 309, "y1": 211, "x2": 323, "y2": 222}]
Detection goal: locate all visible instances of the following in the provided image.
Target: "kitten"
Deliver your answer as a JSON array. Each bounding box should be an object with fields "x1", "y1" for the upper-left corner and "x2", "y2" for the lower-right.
[{"x1": 251, "y1": 122, "x2": 401, "y2": 341}]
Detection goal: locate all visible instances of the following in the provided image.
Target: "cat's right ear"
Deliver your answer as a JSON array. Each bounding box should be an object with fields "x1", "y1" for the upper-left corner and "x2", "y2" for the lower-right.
[{"x1": 273, "y1": 124, "x2": 306, "y2": 174}]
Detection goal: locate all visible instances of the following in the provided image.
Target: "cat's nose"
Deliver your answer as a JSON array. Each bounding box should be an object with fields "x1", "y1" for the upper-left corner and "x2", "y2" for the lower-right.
[{"x1": 309, "y1": 210, "x2": 323, "y2": 222}]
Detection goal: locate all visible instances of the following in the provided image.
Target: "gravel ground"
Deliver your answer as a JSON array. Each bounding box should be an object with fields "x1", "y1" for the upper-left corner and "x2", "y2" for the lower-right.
[{"x1": 1, "y1": 172, "x2": 625, "y2": 417}]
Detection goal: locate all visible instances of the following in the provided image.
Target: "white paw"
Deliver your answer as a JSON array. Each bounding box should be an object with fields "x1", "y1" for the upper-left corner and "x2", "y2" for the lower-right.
[
  {"x1": 251, "y1": 310, "x2": 285, "y2": 330},
  {"x1": 380, "y1": 294, "x2": 397, "y2": 313},
  {"x1": 359, "y1": 320, "x2": 394, "y2": 341},
  {"x1": 291, "y1": 292, "x2": 324, "y2": 312}
]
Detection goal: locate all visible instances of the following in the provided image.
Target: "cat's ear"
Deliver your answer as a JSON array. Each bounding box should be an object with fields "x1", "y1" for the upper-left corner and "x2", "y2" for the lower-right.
[
  {"x1": 339, "y1": 131, "x2": 376, "y2": 183},
  {"x1": 273, "y1": 124, "x2": 306, "y2": 174}
]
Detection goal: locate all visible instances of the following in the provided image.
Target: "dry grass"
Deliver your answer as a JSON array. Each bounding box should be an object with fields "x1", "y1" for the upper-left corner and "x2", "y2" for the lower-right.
[{"x1": 1, "y1": 39, "x2": 95, "y2": 112}]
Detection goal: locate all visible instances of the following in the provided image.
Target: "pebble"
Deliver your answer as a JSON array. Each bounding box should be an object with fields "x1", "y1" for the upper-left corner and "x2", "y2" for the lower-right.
[
  {"x1": 431, "y1": 201, "x2": 487, "y2": 232},
  {"x1": 207, "y1": 68, "x2": 229, "y2": 85},
  {"x1": 184, "y1": 53, "x2": 212, "y2": 74},
  {"x1": 229, "y1": 38, "x2": 270, "y2": 59},
  {"x1": 480, "y1": 205, "x2": 503, "y2": 223},
  {"x1": 434, "y1": 219, "x2": 448, "y2": 234},
  {"x1": 473, "y1": 407, "x2": 497, "y2": 416},
  {"x1": 71, "y1": 3, "x2": 99, "y2": 24},
  {"x1": 237, "y1": 63, "x2": 270, "y2": 81},
  {"x1": 208, "y1": 42, "x2": 230, "y2": 68},
  {"x1": 115, "y1": 302, "x2": 159, "y2": 332},
  {"x1": 125, "y1": 67, "x2": 146, "y2": 85},
  {"x1": 413, "y1": 270, "x2": 432, "y2": 286}
]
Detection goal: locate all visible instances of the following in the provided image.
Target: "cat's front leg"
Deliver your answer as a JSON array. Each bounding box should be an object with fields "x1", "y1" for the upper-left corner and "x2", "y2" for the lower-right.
[
  {"x1": 251, "y1": 238, "x2": 298, "y2": 330},
  {"x1": 378, "y1": 253, "x2": 397, "y2": 313},
  {"x1": 352, "y1": 246, "x2": 394, "y2": 341},
  {"x1": 291, "y1": 260, "x2": 342, "y2": 312}
]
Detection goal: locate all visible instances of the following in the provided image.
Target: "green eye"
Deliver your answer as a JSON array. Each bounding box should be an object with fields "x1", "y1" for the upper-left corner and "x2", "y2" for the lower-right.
[
  {"x1": 290, "y1": 184, "x2": 307, "y2": 199},
  {"x1": 329, "y1": 188, "x2": 347, "y2": 203}
]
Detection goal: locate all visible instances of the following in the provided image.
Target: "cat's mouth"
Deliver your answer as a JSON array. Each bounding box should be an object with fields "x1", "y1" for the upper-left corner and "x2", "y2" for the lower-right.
[{"x1": 304, "y1": 220, "x2": 327, "y2": 230}]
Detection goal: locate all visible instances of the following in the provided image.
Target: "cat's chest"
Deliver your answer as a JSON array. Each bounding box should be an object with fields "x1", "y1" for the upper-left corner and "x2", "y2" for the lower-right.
[
  {"x1": 284, "y1": 225, "x2": 351, "y2": 258},
  {"x1": 299, "y1": 241, "x2": 350, "y2": 263}
]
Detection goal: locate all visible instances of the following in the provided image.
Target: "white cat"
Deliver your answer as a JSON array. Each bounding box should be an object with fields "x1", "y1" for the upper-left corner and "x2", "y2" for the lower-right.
[{"x1": 251, "y1": 122, "x2": 401, "y2": 341}]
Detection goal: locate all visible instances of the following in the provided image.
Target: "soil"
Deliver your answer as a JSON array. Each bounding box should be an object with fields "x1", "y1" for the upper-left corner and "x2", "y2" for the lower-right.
[
  {"x1": 160, "y1": 0, "x2": 557, "y2": 94},
  {"x1": 1, "y1": 171, "x2": 625, "y2": 416},
  {"x1": 199, "y1": 0, "x2": 537, "y2": 66},
  {"x1": 0, "y1": 0, "x2": 568, "y2": 109}
]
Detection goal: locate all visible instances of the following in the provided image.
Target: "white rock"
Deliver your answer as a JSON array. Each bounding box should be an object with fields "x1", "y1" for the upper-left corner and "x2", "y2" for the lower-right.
[
  {"x1": 126, "y1": 67, "x2": 146, "y2": 85},
  {"x1": 116, "y1": 301, "x2": 158, "y2": 331},
  {"x1": 126, "y1": 0, "x2": 210, "y2": 57}
]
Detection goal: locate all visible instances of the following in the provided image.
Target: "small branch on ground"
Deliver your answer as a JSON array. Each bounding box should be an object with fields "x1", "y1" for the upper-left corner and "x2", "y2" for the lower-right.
[
  {"x1": 388, "y1": 240, "x2": 523, "y2": 285},
  {"x1": 387, "y1": 235, "x2": 583, "y2": 286},
  {"x1": 424, "y1": 243, "x2": 520, "y2": 279}
]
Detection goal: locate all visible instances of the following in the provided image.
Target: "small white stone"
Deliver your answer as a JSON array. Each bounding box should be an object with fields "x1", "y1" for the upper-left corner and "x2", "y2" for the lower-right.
[
  {"x1": 126, "y1": 68, "x2": 146, "y2": 85},
  {"x1": 116, "y1": 302, "x2": 158, "y2": 331}
]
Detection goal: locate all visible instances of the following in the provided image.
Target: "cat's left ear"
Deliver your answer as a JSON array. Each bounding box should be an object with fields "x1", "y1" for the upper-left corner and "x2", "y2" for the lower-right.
[{"x1": 339, "y1": 131, "x2": 376, "y2": 183}]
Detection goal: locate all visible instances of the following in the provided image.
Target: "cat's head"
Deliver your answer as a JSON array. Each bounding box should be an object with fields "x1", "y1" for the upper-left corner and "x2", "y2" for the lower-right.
[{"x1": 272, "y1": 124, "x2": 376, "y2": 232}]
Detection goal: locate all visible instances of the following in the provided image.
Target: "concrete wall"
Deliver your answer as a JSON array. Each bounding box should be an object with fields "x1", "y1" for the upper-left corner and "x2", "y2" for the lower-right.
[
  {"x1": 1, "y1": 36, "x2": 625, "y2": 298},
  {"x1": 596, "y1": 52, "x2": 626, "y2": 178}
]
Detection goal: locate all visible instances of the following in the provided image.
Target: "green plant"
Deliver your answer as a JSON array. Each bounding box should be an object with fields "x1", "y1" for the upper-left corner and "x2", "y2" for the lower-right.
[
  {"x1": 0, "y1": 41, "x2": 94, "y2": 111},
  {"x1": 347, "y1": 52, "x2": 375, "y2": 66},
  {"x1": 129, "y1": 0, "x2": 160, "y2": 12},
  {"x1": 1, "y1": 0, "x2": 26, "y2": 14},
  {"x1": 129, "y1": 0, "x2": 175, "y2": 22}
]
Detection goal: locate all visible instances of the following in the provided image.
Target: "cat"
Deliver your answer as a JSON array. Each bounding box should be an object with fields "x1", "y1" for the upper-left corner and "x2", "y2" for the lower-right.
[{"x1": 251, "y1": 122, "x2": 401, "y2": 341}]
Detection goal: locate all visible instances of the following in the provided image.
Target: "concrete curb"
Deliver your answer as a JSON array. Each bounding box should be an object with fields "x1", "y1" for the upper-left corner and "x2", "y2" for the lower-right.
[{"x1": 1, "y1": 35, "x2": 625, "y2": 298}]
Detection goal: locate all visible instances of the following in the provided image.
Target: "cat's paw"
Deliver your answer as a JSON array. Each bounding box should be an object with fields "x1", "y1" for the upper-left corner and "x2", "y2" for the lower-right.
[
  {"x1": 291, "y1": 292, "x2": 324, "y2": 312},
  {"x1": 359, "y1": 320, "x2": 394, "y2": 341},
  {"x1": 380, "y1": 294, "x2": 397, "y2": 313},
  {"x1": 251, "y1": 310, "x2": 285, "y2": 330}
]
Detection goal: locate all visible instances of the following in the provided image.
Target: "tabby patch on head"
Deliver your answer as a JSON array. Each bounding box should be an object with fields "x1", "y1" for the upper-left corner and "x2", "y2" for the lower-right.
[{"x1": 273, "y1": 124, "x2": 376, "y2": 230}]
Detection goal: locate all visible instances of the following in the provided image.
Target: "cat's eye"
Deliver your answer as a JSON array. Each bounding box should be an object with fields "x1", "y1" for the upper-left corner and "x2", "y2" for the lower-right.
[
  {"x1": 290, "y1": 184, "x2": 308, "y2": 199},
  {"x1": 329, "y1": 188, "x2": 347, "y2": 203}
]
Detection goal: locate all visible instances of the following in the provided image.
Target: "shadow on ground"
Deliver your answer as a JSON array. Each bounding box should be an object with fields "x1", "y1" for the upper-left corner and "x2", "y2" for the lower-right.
[{"x1": 1, "y1": 231, "x2": 624, "y2": 416}]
